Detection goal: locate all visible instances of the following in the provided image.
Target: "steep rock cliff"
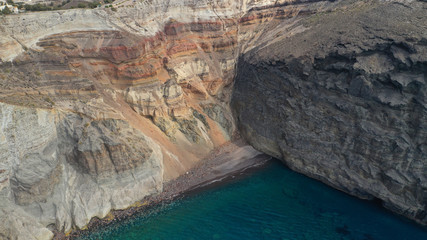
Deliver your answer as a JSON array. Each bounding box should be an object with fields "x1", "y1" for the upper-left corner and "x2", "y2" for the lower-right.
[
  {"x1": 1, "y1": 0, "x2": 317, "y2": 238},
  {"x1": 0, "y1": 103, "x2": 163, "y2": 239},
  {"x1": 232, "y1": 0, "x2": 427, "y2": 225},
  {"x1": 0, "y1": 0, "x2": 426, "y2": 239}
]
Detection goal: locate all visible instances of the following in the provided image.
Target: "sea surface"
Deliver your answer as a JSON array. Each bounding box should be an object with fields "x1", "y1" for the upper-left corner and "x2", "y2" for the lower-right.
[{"x1": 79, "y1": 160, "x2": 427, "y2": 240}]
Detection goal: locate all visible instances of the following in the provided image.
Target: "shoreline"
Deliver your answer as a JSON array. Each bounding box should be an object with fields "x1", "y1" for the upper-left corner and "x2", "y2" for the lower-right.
[{"x1": 55, "y1": 140, "x2": 271, "y2": 239}]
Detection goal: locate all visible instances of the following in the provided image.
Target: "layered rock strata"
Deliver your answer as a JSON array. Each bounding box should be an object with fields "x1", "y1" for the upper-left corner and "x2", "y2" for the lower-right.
[{"x1": 0, "y1": 0, "x2": 426, "y2": 239}]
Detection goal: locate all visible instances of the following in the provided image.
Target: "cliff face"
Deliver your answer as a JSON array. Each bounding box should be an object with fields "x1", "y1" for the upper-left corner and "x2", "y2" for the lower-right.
[
  {"x1": 0, "y1": 103, "x2": 164, "y2": 239},
  {"x1": 0, "y1": 0, "x2": 301, "y2": 238},
  {"x1": 232, "y1": 0, "x2": 427, "y2": 225},
  {"x1": 0, "y1": 0, "x2": 426, "y2": 239}
]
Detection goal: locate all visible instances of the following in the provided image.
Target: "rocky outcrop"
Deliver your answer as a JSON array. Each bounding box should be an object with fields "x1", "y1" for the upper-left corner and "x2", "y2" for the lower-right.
[
  {"x1": 0, "y1": 0, "x2": 426, "y2": 238},
  {"x1": 232, "y1": 0, "x2": 427, "y2": 225},
  {"x1": 0, "y1": 103, "x2": 163, "y2": 239},
  {"x1": 0, "y1": 0, "x2": 271, "y2": 238}
]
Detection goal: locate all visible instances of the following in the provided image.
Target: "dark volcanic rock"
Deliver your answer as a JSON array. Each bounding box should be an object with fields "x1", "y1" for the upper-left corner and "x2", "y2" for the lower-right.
[{"x1": 232, "y1": 0, "x2": 427, "y2": 224}]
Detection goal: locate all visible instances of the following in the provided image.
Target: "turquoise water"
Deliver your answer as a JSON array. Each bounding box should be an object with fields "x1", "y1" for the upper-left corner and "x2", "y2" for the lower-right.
[{"x1": 79, "y1": 160, "x2": 427, "y2": 240}]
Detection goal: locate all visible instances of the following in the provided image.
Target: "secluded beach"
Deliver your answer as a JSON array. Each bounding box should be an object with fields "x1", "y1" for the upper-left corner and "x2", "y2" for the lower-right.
[{"x1": 55, "y1": 139, "x2": 271, "y2": 239}]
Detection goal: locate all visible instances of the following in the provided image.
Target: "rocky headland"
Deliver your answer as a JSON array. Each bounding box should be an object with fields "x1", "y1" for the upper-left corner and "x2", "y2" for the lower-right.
[
  {"x1": 232, "y1": 0, "x2": 427, "y2": 225},
  {"x1": 0, "y1": 0, "x2": 426, "y2": 239}
]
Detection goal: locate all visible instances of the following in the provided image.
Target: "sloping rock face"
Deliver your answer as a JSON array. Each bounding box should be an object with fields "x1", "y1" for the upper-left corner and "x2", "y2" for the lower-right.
[
  {"x1": 0, "y1": 0, "x2": 426, "y2": 238},
  {"x1": 232, "y1": 0, "x2": 427, "y2": 225},
  {"x1": 1, "y1": 0, "x2": 307, "y2": 238},
  {"x1": 0, "y1": 103, "x2": 163, "y2": 239}
]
